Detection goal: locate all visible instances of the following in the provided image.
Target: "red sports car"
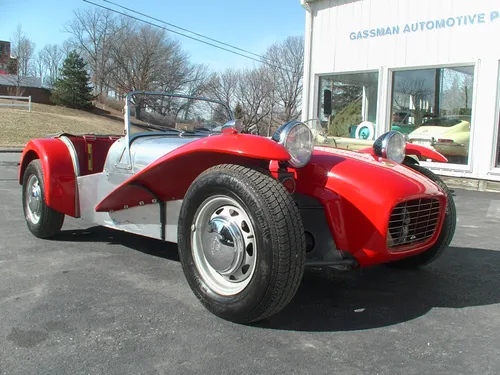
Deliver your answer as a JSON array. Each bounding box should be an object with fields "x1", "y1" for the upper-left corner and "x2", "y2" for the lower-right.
[{"x1": 18, "y1": 91, "x2": 456, "y2": 323}]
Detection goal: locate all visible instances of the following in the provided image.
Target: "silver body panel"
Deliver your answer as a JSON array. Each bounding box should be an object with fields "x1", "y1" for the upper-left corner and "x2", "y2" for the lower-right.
[
  {"x1": 103, "y1": 133, "x2": 208, "y2": 174},
  {"x1": 65, "y1": 90, "x2": 232, "y2": 243},
  {"x1": 129, "y1": 134, "x2": 205, "y2": 173},
  {"x1": 77, "y1": 171, "x2": 182, "y2": 243},
  {"x1": 76, "y1": 133, "x2": 204, "y2": 243}
]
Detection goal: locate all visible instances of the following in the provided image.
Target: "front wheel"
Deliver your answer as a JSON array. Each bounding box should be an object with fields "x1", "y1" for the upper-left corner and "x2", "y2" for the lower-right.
[
  {"x1": 385, "y1": 163, "x2": 456, "y2": 269},
  {"x1": 22, "y1": 159, "x2": 65, "y2": 238},
  {"x1": 177, "y1": 164, "x2": 306, "y2": 323}
]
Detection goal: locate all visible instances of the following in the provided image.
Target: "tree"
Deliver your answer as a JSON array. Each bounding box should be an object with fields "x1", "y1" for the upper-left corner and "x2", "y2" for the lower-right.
[
  {"x1": 64, "y1": 8, "x2": 118, "y2": 96},
  {"x1": 234, "y1": 103, "x2": 244, "y2": 120},
  {"x1": 235, "y1": 66, "x2": 274, "y2": 135},
  {"x1": 51, "y1": 51, "x2": 94, "y2": 109},
  {"x1": 41, "y1": 44, "x2": 64, "y2": 88},
  {"x1": 10, "y1": 24, "x2": 36, "y2": 76},
  {"x1": 6, "y1": 59, "x2": 17, "y2": 75},
  {"x1": 262, "y1": 36, "x2": 304, "y2": 122}
]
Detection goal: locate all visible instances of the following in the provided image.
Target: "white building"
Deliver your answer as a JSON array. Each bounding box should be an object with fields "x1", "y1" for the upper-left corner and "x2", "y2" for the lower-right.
[{"x1": 301, "y1": 0, "x2": 500, "y2": 188}]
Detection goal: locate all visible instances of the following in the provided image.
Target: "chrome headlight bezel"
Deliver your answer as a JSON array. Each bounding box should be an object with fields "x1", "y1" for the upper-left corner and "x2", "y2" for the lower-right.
[
  {"x1": 271, "y1": 120, "x2": 314, "y2": 168},
  {"x1": 373, "y1": 131, "x2": 406, "y2": 164}
]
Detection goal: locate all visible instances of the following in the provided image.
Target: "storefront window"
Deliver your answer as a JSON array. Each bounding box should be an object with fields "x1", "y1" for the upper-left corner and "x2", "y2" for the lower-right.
[
  {"x1": 390, "y1": 66, "x2": 474, "y2": 165},
  {"x1": 317, "y1": 72, "x2": 379, "y2": 150}
]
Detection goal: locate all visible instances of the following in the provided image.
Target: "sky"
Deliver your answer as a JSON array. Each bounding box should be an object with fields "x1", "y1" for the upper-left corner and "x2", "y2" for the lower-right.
[{"x1": 0, "y1": 0, "x2": 307, "y2": 71}]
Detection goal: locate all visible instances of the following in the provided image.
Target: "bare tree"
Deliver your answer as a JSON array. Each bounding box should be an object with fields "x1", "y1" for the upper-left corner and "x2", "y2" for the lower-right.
[
  {"x1": 10, "y1": 24, "x2": 36, "y2": 76},
  {"x1": 262, "y1": 36, "x2": 304, "y2": 122},
  {"x1": 235, "y1": 66, "x2": 274, "y2": 134},
  {"x1": 32, "y1": 50, "x2": 46, "y2": 80},
  {"x1": 64, "y1": 8, "x2": 118, "y2": 95},
  {"x1": 206, "y1": 68, "x2": 240, "y2": 109},
  {"x1": 39, "y1": 44, "x2": 64, "y2": 88},
  {"x1": 182, "y1": 64, "x2": 211, "y2": 97},
  {"x1": 109, "y1": 22, "x2": 184, "y2": 92}
]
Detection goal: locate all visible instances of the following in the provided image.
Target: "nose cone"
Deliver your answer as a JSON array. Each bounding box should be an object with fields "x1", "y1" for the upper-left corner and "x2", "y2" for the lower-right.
[{"x1": 293, "y1": 149, "x2": 447, "y2": 266}]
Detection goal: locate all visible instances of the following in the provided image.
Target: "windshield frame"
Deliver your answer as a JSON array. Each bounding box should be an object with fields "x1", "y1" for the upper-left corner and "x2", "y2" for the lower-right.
[
  {"x1": 124, "y1": 91, "x2": 234, "y2": 137},
  {"x1": 113, "y1": 91, "x2": 235, "y2": 171}
]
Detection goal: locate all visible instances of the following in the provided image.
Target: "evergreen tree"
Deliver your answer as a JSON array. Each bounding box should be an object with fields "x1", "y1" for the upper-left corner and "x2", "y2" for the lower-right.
[
  {"x1": 234, "y1": 102, "x2": 244, "y2": 120},
  {"x1": 51, "y1": 50, "x2": 94, "y2": 110}
]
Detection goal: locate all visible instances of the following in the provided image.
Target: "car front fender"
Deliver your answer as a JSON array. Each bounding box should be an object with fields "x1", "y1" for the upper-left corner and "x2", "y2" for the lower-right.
[
  {"x1": 19, "y1": 138, "x2": 78, "y2": 217},
  {"x1": 95, "y1": 133, "x2": 291, "y2": 212},
  {"x1": 294, "y1": 148, "x2": 447, "y2": 266},
  {"x1": 358, "y1": 143, "x2": 448, "y2": 163},
  {"x1": 405, "y1": 143, "x2": 448, "y2": 163}
]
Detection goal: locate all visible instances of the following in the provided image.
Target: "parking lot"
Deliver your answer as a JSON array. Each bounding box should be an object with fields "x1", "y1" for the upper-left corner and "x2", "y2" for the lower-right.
[{"x1": 1, "y1": 154, "x2": 500, "y2": 375}]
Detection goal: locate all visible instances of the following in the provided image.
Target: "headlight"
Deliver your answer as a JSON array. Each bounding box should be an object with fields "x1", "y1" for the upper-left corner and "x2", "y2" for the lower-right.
[
  {"x1": 271, "y1": 120, "x2": 313, "y2": 168},
  {"x1": 373, "y1": 131, "x2": 406, "y2": 163}
]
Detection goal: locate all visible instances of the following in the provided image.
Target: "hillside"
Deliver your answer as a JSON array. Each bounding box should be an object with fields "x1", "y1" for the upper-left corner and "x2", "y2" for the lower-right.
[{"x1": 0, "y1": 101, "x2": 129, "y2": 148}]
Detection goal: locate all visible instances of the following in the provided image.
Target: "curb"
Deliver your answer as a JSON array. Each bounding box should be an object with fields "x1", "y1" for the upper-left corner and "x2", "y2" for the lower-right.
[{"x1": 0, "y1": 149, "x2": 23, "y2": 153}]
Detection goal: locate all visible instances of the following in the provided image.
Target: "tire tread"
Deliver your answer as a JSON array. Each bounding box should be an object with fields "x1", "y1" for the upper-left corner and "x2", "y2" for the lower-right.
[{"x1": 178, "y1": 163, "x2": 306, "y2": 323}]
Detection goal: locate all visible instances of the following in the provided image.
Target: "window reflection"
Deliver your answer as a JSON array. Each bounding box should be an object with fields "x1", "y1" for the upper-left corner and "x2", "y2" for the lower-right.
[
  {"x1": 317, "y1": 72, "x2": 379, "y2": 150},
  {"x1": 391, "y1": 66, "x2": 474, "y2": 164}
]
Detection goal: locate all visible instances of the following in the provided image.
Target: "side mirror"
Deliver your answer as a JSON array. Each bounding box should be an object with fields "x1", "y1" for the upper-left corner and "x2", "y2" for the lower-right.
[{"x1": 323, "y1": 89, "x2": 332, "y2": 116}]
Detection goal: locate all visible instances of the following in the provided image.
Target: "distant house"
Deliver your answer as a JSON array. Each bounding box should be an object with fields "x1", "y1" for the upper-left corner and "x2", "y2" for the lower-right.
[
  {"x1": 0, "y1": 40, "x2": 17, "y2": 74},
  {"x1": 0, "y1": 74, "x2": 42, "y2": 88}
]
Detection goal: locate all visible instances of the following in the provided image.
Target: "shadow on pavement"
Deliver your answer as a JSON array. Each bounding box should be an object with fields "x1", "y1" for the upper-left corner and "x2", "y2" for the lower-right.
[
  {"x1": 54, "y1": 225, "x2": 179, "y2": 262},
  {"x1": 258, "y1": 246, "x2": 500, "y2": 332},
  {"x1": 53, "y1": 226, "x2": 500, "y2": 332}
]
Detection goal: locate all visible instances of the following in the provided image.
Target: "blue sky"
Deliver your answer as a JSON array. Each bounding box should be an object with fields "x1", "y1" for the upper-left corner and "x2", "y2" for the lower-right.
[{"x1": 1, "y1": 0, "x2": 306, "y2": 71}]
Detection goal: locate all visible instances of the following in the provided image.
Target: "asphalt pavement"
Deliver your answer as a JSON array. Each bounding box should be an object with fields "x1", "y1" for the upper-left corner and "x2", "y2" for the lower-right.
[{"x1": 1, "y1": 152, "x2": 500, "y2": 375}]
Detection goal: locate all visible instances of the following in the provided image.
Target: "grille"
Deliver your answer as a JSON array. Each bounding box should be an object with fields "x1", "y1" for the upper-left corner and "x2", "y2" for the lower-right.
[{"x1": 387, "y1": 198, "x2": 441, "y2": 250}]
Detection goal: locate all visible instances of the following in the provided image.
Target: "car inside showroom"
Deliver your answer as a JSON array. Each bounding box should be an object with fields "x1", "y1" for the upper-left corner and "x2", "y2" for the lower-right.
[{"x1": 300, "y1": 0, "x2": 500, "y2": 185}]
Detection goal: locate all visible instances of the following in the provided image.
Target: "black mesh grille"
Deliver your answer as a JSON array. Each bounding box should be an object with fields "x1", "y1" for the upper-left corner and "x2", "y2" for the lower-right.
[{"x1": 387, "y1": 198, "x2": 441, "y2": 250}]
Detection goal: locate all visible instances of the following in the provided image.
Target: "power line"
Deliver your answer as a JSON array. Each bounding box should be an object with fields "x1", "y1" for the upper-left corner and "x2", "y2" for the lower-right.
[
  {"x1": 100, "y1": 0, "x2": 264, "y2": 60},
  {"x1": 81, "y1": 0, "x2": 294, "y2": 73}
]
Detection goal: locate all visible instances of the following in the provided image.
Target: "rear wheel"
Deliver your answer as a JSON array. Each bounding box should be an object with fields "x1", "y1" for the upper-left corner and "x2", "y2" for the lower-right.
[
  {"x1": 22, "y1": 159, "x2": 65, "y2": 238},
  {"x1": 385, "y1": 163, "x2": 456, "y2": 269},
  {"x1": 177, "y1": 164, "x2": 306, "y2": 323}
]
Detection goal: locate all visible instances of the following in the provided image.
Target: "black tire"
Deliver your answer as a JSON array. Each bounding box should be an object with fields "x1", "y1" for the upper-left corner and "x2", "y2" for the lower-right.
[
  {"x1": 177, "y1": 164, "x2": 306, "y2": 323},
  {"x1": 385, "y1": 163, "x2": 456, "y2": 269},
  {"x1": 22, "y1": 159, "x2": 65, "y2": 238}
]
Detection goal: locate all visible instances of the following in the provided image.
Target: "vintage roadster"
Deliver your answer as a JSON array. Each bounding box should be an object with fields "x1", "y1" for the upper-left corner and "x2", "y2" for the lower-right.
[{"x1": 18, "y1": 92, "x2": 456, "y2": 323}]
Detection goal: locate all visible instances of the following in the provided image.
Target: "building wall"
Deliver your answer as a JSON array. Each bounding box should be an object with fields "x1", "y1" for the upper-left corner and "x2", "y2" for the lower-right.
[
  {"x1": 0, "y1": 41, "x2": 12, "y2": 71},
  {"x1": 302, "y1": 0, "x2": 500, "y2": 181},
  {"x1": 0, "y1": 85, "x2": 53, "y2": 105}
]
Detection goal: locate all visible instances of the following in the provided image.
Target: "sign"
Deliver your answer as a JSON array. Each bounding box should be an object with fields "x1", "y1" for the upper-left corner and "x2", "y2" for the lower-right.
[{"x1": 350, "y1": 10, "x2": 499, "y2": 40}]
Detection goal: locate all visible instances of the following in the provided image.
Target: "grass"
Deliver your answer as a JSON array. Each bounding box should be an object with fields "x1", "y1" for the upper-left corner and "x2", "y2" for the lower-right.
[{"x1": 0, "y1": 100, "x2": 129, "y2": 148}]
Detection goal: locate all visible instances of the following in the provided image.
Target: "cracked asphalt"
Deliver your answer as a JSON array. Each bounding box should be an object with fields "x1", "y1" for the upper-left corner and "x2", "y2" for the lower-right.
[{"x1": 1, "y1": 153, "x2": 500, "y2": 375}]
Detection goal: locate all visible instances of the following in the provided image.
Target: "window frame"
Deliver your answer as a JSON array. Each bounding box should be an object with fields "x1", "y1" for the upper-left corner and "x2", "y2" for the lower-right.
[
  {"x1": 485, "y1": 61, "x2": 500, "y2": 176},
  {"x1": 387, "y1": 60, "x2": 479, "y2": 173},
  {"x1": 314, "y1": 68, "x2": 382, "y2": 137}
]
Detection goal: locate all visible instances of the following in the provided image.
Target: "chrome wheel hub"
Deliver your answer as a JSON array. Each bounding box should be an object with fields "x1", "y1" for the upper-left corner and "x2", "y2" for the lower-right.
[
  {"x1": 192, "y1": 195, "x2": 257, "y2": 296},
  {"x1": 26, "y1": 175, "x2": 41, "y2": 224},
  {"x1": 201, "y1": 216, "x2": 245, "y2": 275}
]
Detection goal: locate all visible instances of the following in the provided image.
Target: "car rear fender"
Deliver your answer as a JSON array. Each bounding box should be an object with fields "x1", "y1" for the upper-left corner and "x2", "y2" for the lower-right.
[
  {"x1": 95, "y1": 133, "x2": 291, "y2": 212},
  {"x1": 19, "y1": 138, "x2": 79, "y2": 217}
]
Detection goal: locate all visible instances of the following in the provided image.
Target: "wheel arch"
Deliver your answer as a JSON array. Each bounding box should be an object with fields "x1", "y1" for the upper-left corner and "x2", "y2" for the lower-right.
[
  {"x1": 18, "y1": 138, "x2": 79, "y2": 217},
  {"x1": 95, "y1": 150, "x2": 283, "y2": 213},
  {"x1": 18, "y1": 149, "x2": 39, "y2": 184}
]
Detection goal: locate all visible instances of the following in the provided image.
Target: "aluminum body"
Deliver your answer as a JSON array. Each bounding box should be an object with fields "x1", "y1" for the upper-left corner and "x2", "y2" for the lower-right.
[{"x1": 129, "y1": 134, "x2": 205, "y2": 173}]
